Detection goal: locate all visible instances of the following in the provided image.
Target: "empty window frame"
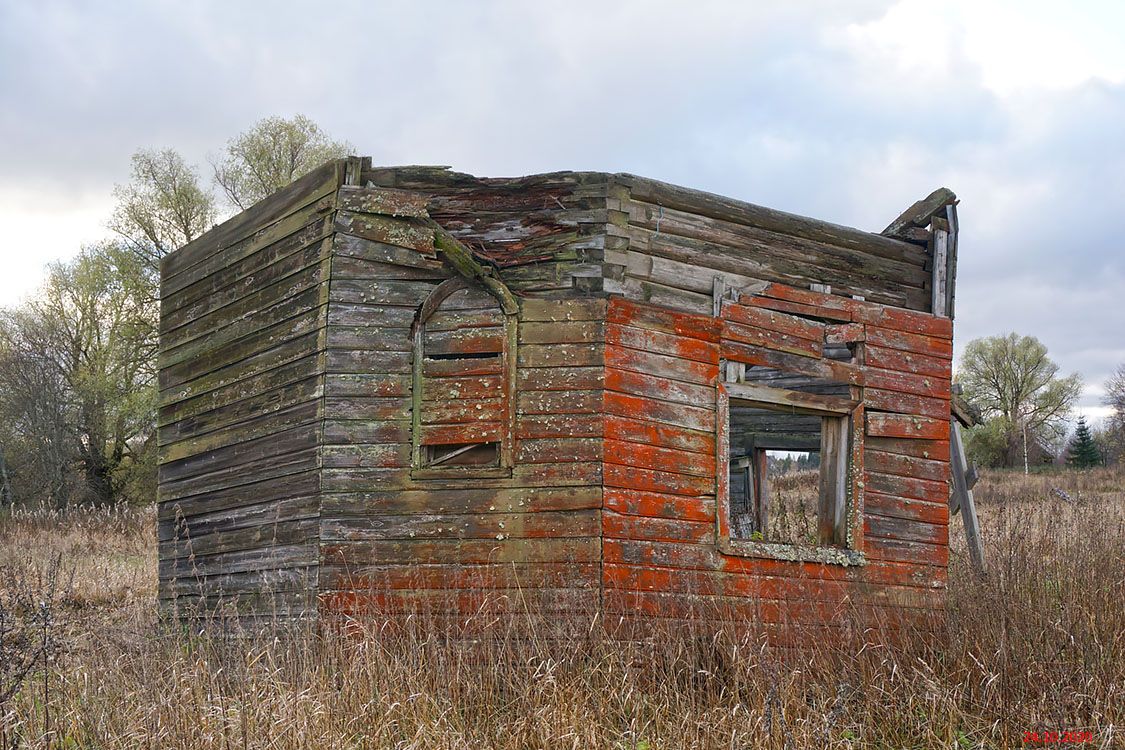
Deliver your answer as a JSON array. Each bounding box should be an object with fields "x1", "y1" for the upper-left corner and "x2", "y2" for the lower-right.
[
  {"x1": 724, "y1": 382, "x2": 854, "y2": 549},
  {"x1": 412, "y1": 279, "x2": 514, "y2": 474}
]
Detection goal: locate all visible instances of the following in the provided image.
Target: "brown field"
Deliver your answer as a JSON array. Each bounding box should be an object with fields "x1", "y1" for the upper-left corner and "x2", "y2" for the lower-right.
[{"x1": 1, "y1": 469, "x2": 1122, "y2": 749}]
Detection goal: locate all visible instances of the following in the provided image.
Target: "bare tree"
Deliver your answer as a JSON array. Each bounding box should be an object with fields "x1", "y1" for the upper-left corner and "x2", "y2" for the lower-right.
[{"x1": 212, "y1": 114, "x2": 351, "y2": 210}]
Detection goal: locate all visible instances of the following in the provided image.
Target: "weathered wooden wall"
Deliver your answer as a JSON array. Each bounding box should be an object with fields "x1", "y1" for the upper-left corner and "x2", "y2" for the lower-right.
[
  {"x1": 316, "y1": 183, "x2": 607, "y2": 621},
  {"x1": 601, "y1": 286, "x2": 951, "y2": 640},
  {"x1": 360, "y1": 167, "x2": 611, "y2": 297},
  {"x1": 602, "y1": 175, "x2": 934, "y2": 315},
  {"x1": 157, "y1": 162, "x2": 344, "y2": 621},
  {"x1": 157, "y1": 159, "x2": 956, "y2": 632}
]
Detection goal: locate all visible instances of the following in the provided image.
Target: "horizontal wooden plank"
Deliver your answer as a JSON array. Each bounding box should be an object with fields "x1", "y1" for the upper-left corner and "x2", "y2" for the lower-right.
[
  {"x1": 321, "y1": 509, "x2": 599, "y2": 543},
  {"x1": 516, "y1": 413, "x2": 603, "y2": 439},
  {"x1": 517, "y1": 389, "x2": 601, "y2": 415},
  {"x1": 320, "y1": 537, "x2": 601, "y2": 566},
  {"x1": 515, "y1": 437, "x2": 601, "y2": 464},
  {"x1": 605, "y1": 415, "x2": 714, "y2": 455},
  {"x1": 325, "y1": 373, "x2": 411, "y2": 398},
  {"x1": 604, "y1": 463, "x2": 714, "y2": 497},
  {"x1": 605, "y1": 367, "x2": 714, "y2": 408},
  {"x1": 864, "y1": 492, "x2": 947, "y2": 526},
  {"x1": 163, "y1": 160, "x2": 340, "y2": 284},
  {"x1": 603, "y1": 511, "x2": 714, "y2": 544},
  {"x1": 604, "y1": 487, "x2": 714, "y2": 523},
  {"x1": 722, "y1": 303, "x2": 824, "y2": 341},
  {"x1": 865, "y1": 470, "x2": 948, "y2": 503},
  {"x1": 519, "y1": 320, "x2": 603, "y2": 345},
  {"x1": 865, "y1": 412, "x2": 947, "y2": 440},
  {"x1": 604, "y1": 439, "x2": 713, "y2": 478},
  {"x1": 725, "y1": 381, "x2": 854, "y2": 415},
  {"x1": 334, "y1": 210, "x2": 435, "y2": 253},
  {"x1": 864, "y1": 448, "x2": 949, "y2": 483},
  {"x1": 517, "y1": 342, "x2": 603, "y2": 368},
  {"x1": 606, "y1": 345, "x2": 717, "y2": 386},
  {"x1": 519, "y1": 298, "x2": 607, "y2": 322},
  {"x1": 320, "y1": 485, "x2": 602, "y2": 517},
  {"x1": 518, "y1": 366, "x2": 604, "y2": 392},
  {"x1": 319, "y1": 562, "x2": 600, "y2": 592},
  {"x1": 417, "y1": 421, "x2": 502, "y2": 446},
  {"x1": 606, "y1": 297, "x2": 719, "y2": 343},
  {"x1": 864, "y1": 388, "x2": 950, "y2": 419},
  {"x1": 864, "y1": 344, "x2": 950, "y2": 379},
  {"x1": 604, "y1": 391, "x2": 715, "y2": 433},
  {"x1": 336, "y1": 184, "x2": 429, "y2": 217}
]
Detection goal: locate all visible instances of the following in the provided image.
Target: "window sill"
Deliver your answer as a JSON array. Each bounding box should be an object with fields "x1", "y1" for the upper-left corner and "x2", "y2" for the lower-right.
[
  {"x1": 410, "y1": 466, "x2": 513, "y2": 481},
  {"x1": 718, "y1": 537, "x2": 866, "y2": 567}
]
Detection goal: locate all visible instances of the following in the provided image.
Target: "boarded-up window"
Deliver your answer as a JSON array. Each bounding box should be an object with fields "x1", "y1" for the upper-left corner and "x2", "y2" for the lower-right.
[{"x1": 413, "y1": 281, "x2": 513, "y2": 472}]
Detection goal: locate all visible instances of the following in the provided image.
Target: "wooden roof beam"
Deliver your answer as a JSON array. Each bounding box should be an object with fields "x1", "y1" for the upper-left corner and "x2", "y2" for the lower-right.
[{"x1": 882, "y1": 187, "x2": 958, "y2": 240}]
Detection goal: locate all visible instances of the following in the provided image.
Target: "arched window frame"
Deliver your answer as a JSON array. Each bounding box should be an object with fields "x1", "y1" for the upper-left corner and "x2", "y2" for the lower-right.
[{"x1": 410, "y1": 277, "x2": 517, "y2": 478}]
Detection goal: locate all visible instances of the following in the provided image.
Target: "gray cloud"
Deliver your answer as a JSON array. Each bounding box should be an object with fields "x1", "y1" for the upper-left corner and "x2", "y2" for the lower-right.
[{"x1": 1, "y1": 0, "x2": 1122, "y2": 413}]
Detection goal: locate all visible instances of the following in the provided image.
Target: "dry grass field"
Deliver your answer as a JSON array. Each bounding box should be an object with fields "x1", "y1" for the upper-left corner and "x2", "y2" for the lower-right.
[{"x1": 0, "y1": 468, "x2": 1122, "y2": 749}]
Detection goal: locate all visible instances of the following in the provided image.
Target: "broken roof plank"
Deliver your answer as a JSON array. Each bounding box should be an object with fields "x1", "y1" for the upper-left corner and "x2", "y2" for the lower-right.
[{"x1": 882, "y1": 187, "x2": 958, "y2": 240}]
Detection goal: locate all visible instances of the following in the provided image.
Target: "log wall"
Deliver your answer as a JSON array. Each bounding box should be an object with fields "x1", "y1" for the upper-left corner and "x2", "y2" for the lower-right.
[
  {"x1": 317, "y1": 193, "x2": 607, "y2": 618},
  {"x1": 601, "y1": 288, "x2": 951, "y2": 637},
  {"x1": 157, "y1": 162, "x2": 345, "y2": 621}
]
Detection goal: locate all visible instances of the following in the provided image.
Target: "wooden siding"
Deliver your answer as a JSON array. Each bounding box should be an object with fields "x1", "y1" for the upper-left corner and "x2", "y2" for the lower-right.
[
  {"x1": 603, "y1": 175, "x2": 932, "y2": 315},
  {"x1": 360, "y1": 167, "x2": 610, "y2": 297},
  {"x1": 156, "y1": 161, "x2": 347, "y2": 621},
  {"x1": 602, "y1": 289, "x2": 950, "y2": 635},
  {"x1": 156, "y1": 158, "x2": 956, "y2": 633},
  {"x1": 317, "y1": 203, "x2": 607, "y2": 617}
]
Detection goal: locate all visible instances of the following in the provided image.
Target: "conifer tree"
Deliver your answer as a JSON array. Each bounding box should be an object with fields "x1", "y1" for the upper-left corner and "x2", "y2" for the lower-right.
[{"x1": 1066, "y1": 416, "x2": 1101, "y2": 469}]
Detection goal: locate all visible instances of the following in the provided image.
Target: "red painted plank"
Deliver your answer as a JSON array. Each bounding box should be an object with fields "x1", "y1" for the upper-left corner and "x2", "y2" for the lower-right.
[
  {"x1": 866, "y1": 412, "x2": 947, "y2": 440},
  {"x1": 604, "y1": 487, "x2": 714, "y2": 523},
  {"x1": 606, "y1": 323, "x2": 720, "y2": 364},
  {"x1": 722, "y1": 304, "x2": 825, "y2": 342},
  {"x1": 722, "y1": 319, "x2": 822, "y2": 358},
  {"x1": 608, "y1": 297, "x2": 720, "y2": 342}
]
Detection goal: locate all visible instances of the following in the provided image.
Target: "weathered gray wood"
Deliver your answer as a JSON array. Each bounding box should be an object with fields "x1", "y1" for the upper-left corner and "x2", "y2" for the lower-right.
[
  {"x1": 619, "y1": 174, "x2": 926, "y2": 264},
  {"x1": 931, "y1": 227, "x2": 949, "y2": 317},
  {"x1": 881, "y1": 187, "x2": 957, "y2": 239},
  {"x1": 726, "y1": 382, "x2": 856, "y2": 416},
  {"x1": 163, "y1": 160, "x2": 341, "y2": 283},
  {"x1": 949, "y1": 420, "x2": 985, "y2": 574}
]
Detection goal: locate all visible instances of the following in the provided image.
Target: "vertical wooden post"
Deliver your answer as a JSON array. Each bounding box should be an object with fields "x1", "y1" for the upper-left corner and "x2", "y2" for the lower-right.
[
  {"x1": 950, "y1": 420, "x2": 985, "y2": 574},
  {"x1": 818, "y1": 416, "x2": 849, "y2": 545},
  {"x1": 752, "y1": 448, "x2": 769, "y2": 536},
  {"x1": 931, "y1": 226, "x2": 949, "y2": 317}
]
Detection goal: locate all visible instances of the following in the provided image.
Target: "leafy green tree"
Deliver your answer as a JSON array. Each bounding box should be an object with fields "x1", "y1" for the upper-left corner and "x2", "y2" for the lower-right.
[
  {"x1": 0, "y1": 244, "x2": 157, "y2": 506},
  {"x1": 109, "y1": 148, "x2": 217, "y2": 273},
  {"x1": 212, "y1": 114, "x2": 352, "y2": 210},
  {"x1": 1066, "y1": 416, "x2": 1101, "y2": 468},
  {"x1": 958, "y1": 333, "x2": 1082, "y2": 468}
]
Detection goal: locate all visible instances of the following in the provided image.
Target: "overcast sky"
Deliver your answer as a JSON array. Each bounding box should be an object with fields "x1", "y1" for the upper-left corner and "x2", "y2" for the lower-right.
[{"x1": 1, "y1": 0, "x2": 1122, "y2": 420}]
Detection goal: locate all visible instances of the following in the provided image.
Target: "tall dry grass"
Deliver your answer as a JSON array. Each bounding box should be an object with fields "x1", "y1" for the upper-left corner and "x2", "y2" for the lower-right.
[{"x1": 0, "y1": 469, "x2": 1122, "y2": 749}]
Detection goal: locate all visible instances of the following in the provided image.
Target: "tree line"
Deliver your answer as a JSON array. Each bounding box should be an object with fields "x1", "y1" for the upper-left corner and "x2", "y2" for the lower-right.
[
  {"x1": 0, "y1": 115, "x2": 350, "y2": 507},
  {"x1": 958, "y1": 333, "x2": 1125, "y2": 470},
  {"x1": 0, "y1": 123, "x2": 1122, "y2": 507}
]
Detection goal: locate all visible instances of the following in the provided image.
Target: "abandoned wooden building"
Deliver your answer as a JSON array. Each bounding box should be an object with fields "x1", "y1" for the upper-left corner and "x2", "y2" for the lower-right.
[{"x1": 158, "y1": 157, "x2": 963, "y2": 634}]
